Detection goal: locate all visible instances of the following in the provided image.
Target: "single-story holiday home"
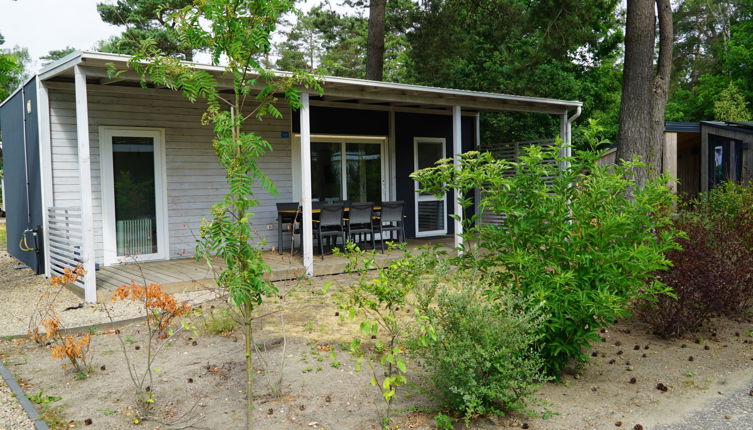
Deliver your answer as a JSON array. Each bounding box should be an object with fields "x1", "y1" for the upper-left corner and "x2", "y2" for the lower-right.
[{"x1": 0, "y1": 51, "x2": 582, "y2": 302}]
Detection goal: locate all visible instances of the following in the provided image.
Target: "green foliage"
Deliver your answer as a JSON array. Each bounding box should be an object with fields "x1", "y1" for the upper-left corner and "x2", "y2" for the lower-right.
[
  {"x1": 97, "y1": 0, "x2": 197, "y2": 59},
  {"x1": 0, "y1": 33, "x2": 29, "y2": 101},
  {"x1": 411, "y1": 136, "x2": 680, "y2": 376},
  {"x1": 274, "y1": 0, "x2": 415, "y2": 81},
  {"x1": 337, "y1": 242, "x2": 441, "y2": 427},
  {"x1": 28, "y1": 390, "x2": 62, "y2": 404},
  {"x1": 119, "y1": 1, "x2": 320, "y2": 426},
  {"x1": 668, "y1": 1, "x2": 753, "y2": 122},
  {"x1": 203, "y1": 306, "x2": 237, "y2": 335},
  {"x1": 434, "y1": 413, "x2": 454, "y2": 430},
  {"x1": 713, "y1": 82, "x2": 752, "y2": 122},
  {"x1": 411, "y1": 269, "x2": 550, "y2": 423},
  {"x1": 40, "y1": 47, "x2": 77, "y2": 66},
  {"x1": 406, "y1": 0, "x2": 623, "y2": 143}
]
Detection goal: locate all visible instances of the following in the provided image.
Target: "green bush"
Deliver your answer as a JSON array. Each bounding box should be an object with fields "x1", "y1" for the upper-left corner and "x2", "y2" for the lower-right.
[
  {"x1": 411, "y1": 270, "x2": 549, "y2": 423},
  {"x1": 411, "y1": 140, "x2": 680, "y2": 376}
]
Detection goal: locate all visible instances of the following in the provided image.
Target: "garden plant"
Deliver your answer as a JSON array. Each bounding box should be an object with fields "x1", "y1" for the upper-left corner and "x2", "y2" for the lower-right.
[
  {"x1": 114, "y1": 1, "x2": 320, "y2": 427},
  {"x1": 411, "y1": 138, "x2": 681, "y2": 377}
]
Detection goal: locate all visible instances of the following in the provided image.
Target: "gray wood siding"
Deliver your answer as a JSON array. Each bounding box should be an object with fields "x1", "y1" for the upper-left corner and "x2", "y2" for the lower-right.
[{"x1": 48, "y1": 83, "x2": 293, "y2": 265}]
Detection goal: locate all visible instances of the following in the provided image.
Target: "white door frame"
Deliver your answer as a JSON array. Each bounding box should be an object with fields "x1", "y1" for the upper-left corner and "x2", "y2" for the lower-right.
[
  {"x1": 414, "y1": 137, "x2": 447, "y2": 237},
  {"x1": 292, "y1": 134, "x2": 390, "y2": 202},
  {"x1": 100, "y1": 126, "x2": 169, "y2": 265}
]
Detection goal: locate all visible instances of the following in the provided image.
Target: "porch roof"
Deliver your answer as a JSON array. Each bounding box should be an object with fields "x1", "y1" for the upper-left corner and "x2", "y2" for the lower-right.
[{"x1": 35, "y1": 51, "x2": 582, "y2": 116}]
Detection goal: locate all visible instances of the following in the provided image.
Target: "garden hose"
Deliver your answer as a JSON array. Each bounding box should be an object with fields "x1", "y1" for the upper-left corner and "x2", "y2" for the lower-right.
[{"x1": 19, "y1": 233, "x2": 34, "y2": 252}]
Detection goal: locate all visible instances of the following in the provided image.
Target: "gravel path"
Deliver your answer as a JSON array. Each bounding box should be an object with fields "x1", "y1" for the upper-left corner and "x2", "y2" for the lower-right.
[
  {"x1": 653, "y1": 380, "x2": 753, "y2": 429},
  {"x1": 0, "y1": 251, "x2": 219, "y2": 337},
  {"x1": 0, "y1": 377, "x2": 34, "y2": 430}
]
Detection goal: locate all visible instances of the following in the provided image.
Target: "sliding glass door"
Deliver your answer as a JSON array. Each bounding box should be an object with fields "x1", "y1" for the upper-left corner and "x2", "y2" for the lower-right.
[{"x1": 309, "y1": 137, "x2": 387, "y2": 203}]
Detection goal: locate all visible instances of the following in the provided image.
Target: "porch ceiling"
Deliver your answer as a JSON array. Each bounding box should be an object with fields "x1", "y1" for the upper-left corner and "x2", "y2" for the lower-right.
[{"x1": 37, "y1": 51, "x2": 582, "y2": 116}]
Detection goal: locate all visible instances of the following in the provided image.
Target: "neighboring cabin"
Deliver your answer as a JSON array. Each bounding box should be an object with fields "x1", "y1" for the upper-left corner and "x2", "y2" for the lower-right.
[{"x1": 600, "y1": 121, "x2": 753, "y2": 199}]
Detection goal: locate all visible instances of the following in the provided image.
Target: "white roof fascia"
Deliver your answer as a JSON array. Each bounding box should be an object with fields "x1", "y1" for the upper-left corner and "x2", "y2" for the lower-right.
[
  {"x1": 38, "y1": 51, "x2": 583, "y2": 112},
  {"x1": 38, "y1": 51, "x2": 85, "y2": 80}
]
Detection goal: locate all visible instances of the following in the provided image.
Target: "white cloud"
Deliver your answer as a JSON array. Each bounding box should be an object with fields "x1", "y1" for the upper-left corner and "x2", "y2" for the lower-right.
[{"x1": 0, "y1": 0, "x2": 121, "y2": 71}]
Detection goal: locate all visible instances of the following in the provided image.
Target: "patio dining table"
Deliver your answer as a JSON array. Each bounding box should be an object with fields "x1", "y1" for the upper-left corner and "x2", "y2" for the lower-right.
[{"x1": 277, "y1": 205, "x2": 382, "y2": 214}]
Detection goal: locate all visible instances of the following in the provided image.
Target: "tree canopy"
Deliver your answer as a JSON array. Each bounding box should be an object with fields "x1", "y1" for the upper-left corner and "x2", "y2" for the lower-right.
[
  {"x1": 667, "y1": 0, "x2": 753, "y2": 122},
  {"x1": 97, "y1": 0, "x2": 197, "y2": 59},
  {"x1": 0, "y1": 33, "x2": 29, "y2": 101}
]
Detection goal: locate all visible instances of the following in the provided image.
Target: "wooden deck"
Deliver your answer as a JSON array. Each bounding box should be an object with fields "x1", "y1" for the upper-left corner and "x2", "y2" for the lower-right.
[{"x1": 94, "y1": 236, "x2": 454, "y2": 300}]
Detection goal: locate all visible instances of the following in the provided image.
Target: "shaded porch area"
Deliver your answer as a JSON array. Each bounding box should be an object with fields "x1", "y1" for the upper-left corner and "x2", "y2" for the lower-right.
[{"x1": 94, "y1": 236, "x2": 454, "y2": 300}]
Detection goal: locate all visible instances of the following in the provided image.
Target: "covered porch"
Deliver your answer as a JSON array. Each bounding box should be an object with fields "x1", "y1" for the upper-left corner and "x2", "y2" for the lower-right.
[{"x1": 36, "y1": 51, "x2": 582, "y2": 302}]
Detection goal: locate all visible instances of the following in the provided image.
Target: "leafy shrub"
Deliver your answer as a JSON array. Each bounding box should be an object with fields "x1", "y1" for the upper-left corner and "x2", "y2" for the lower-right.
[
  {"x1": 203, "y1": 306, "x2": 237, "y2": 335},
  {"x1": 638, "y1": 183, "x2": 753, "y2": 337},
  {"x1": 411, "y1": 270, "x2": 549, "y2": 423},
  {"x1": 411, "y1": 141, "x2": 680, "y2": 376},
  {"x1": 337, "y1": 242, "x2": 446, "y2": 427}
]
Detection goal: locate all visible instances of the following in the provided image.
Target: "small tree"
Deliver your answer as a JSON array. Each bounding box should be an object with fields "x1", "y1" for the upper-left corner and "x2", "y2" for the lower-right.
[
  {"x1": 714, "y1": 82, "x2": 752, "y2": 122},
  {"x1": 117, "y1": 1, "x2": 320, "y2": 427}
]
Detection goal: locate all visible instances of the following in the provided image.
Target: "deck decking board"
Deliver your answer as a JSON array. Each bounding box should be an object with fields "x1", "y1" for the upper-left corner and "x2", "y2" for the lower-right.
[{"x1": 95, "y1": 237, "x2": 453, "y2": 292}]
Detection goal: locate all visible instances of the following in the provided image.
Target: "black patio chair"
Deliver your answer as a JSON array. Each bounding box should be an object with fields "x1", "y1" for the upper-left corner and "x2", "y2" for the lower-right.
[
  {"x1": 376, "y1": 200, "x2": 405, "y2": 253},
  {"x1": 276, "y1": 202, "x2": 300, "y2": 255},
  {"x1": 313, "y1": 203, "x2": 345, "y2": 260},
  {"x1": 346, "y1": 202, "x2": 376, "y2": 250}
]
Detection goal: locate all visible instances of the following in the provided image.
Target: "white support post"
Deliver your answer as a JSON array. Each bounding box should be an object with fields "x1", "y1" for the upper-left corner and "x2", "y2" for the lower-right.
[
  {"x1": 452, "y1": 105, "x2": 463, "y2": 251},
  {"x1": 300, "y1": 92, "x2": 314, "y2": 276},
  {"x1": 74, "y1": 66, "x2": 97, "y2": 302},
  {"x1": 473, "y1": 112, "x2": 481, "y2": 228},
  {"x1": 388, "y1": 111, "x2": 397, "y2": 200},
  {"x1": 559, "y1": 112, "x2": 570, "y2": 170},
  {"x1": 36, "y1": 79, "x2": 53, "y2": 278}
]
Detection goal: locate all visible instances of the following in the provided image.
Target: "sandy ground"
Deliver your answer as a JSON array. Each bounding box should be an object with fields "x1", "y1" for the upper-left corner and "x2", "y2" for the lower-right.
[
  {"x1": 0, "y1": 251, "x2": 219, "y2": 338},
  {"x1": 1, "y1": 266, "x2": 753, "y2": 430}
]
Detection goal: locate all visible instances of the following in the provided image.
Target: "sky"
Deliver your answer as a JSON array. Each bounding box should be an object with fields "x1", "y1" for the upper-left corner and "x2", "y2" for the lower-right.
[
  {"x1": 0, "y1": 0, "x2": 122, "y2": 72},
  {"x1": 0, "y1": 0, "x2": 345, "y2": 73}
]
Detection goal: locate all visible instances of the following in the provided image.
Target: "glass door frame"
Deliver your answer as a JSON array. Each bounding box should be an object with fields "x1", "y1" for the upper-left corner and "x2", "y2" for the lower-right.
[
  {"x1": 293, "y1": 134, "x2": 390, "y2": 203},
  {"x1": 414, "y1": 137, "x2": 448, "y2": 237},
  {"x1": 99, "y1": 126, "x2": 169, "y2": 265}
]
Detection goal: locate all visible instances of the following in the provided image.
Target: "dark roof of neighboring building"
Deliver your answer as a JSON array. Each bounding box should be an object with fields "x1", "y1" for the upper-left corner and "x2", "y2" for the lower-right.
[
  {"x1": 665, "y1": 121, "x2": 700, "y2": 133},
  {"x1": 701, "y1": 121, "x2": 753, "y2": 135}
]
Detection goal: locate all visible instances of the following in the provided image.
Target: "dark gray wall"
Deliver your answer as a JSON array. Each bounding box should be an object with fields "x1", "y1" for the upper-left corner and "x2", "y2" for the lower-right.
[
  {"x1": 0, "y1": 77, "x2": 44, "y2": 274},
  {"x1": 292, "y1": 106, "x2": 476, "y2": 239},
  {"x1": 395, "y1": 112, "x2": 475, "y2": 238}
]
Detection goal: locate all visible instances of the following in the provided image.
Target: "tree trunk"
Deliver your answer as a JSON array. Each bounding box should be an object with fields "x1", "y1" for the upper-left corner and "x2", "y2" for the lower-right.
[
  {"x1": 245, "y1": 303, "x2": 254, "y2": 429},
  {"x1": 365, "y1": 0, "x2": 386, "y2": 81},
  {"x1": 651, "y1": 0, "x2": 673, "y2": 173},
  {"x1": 616, "y1": 0, "x2": 658, "y2": 187},
  {"x1": 616, "y1": 0, "x2": 673, "y2": 188}
]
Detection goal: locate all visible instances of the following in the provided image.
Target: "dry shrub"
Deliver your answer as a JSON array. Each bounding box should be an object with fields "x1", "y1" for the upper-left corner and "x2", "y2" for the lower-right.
[
  {"x1": 32, "y1": 266, "x2": 93, "y2": 373},
  {"x1": 113, "y1": 281, "x2": 192, "y2": 338}
]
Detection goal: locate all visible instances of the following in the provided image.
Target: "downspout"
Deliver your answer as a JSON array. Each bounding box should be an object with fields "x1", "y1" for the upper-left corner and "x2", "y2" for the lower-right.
[
  {"x1": 19, "y1": 86, "x2": 39, "y2": 256},
  {"x1": 566, "y1": 106, "x2": 582, "y2": 157},
  {"x1": 20, "y1": 86, "x2": 31, "y2": 226}
]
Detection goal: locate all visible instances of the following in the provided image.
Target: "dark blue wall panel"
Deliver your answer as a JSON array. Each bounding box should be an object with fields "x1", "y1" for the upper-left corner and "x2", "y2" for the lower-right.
[
  {"x1": 292, "y1": 106, "x2": 388, "y2": 135},
  {"x1": 292, "y1": 106, "x2": 476, "y2": 239},
  {"x1": 395, "y1": 113, "x2": 475, "y2": 238},
  {"x1": 0, "y1": 78, "x2": 44, "y2": 273}
]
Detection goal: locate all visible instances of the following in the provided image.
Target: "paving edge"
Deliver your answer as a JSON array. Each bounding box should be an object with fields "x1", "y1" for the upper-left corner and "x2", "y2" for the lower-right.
[
  {"x1": 2, "y1": 315, "x2": 148, "y2": 340},
  {"x1": 0, "y1": 358, "x2": 49, "y2": 430}
]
